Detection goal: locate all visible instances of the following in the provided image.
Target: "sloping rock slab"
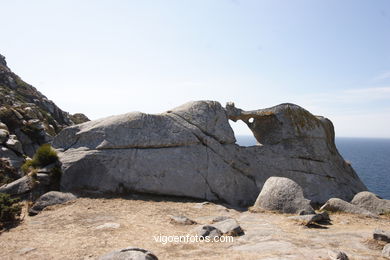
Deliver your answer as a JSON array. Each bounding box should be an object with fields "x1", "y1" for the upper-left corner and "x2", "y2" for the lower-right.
[{"x1": 0, "y1": 175, "x2": 33, "y2": 195}]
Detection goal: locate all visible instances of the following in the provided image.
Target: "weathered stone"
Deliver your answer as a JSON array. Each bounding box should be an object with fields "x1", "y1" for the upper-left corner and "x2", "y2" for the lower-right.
[
  {"x1": 0, "y1": 146, "x2": 24, "y2": 168},
  {"x1": 0, "y1": 175, "x2": 33, "y2": 195},
  {"x1": 383, "y1": 243, "x2": 390, "y2": 259},
  {"x1": 288, "y1": 211, "x2": 330, "y2": 226},
  {"x1": 328, "y1": 250, "x2": 349, "y2": 260},
  {"x1": 95, "y1": 222, "x2": 120, "y2": 230},
  {"x1": 28, "y1": 191, "x2": 77, "y2": 216},
  {"x1": 53, "y1": 101, "x2": 367, "y2": 206},
  {"x1": 0, "y1": 129, "x2": 9, "y2": 144},
  {"x1": 373, "y1": 229, "x2": 390, "y2": 243},
  {"x1": 211, "y1": 216, "x2": 232, "y2": 223},
  {"x1": 320, "y1": 198, "x2": 377, "y2": 217},
  {"x1": 5, "y1": 134, "x2": 23, "y2": 154},
  {"x1": 0, "y1": 122, "x2": 8, "y2": 131},
  {"x1": 253, "y1": 177, "x2": 315, "y2": 214},
  {"x1": 169, "y1": 215, "x2": 197, "y2": 225},
  {"x1": 99, "y1": 247, "x2": 158, "y2": 260},
  {"x1": 69, "y1": 113, "x2": 90, "y2": 124},
  {"x1": 211, "y1": 218, "x2": 244, "y2": 236},
  {"x1": 197, "y1": 225, "x2": 223, "y2": 238},
  {"x1": 351, "y1": 191, "x2": 390, "y2": 215}
]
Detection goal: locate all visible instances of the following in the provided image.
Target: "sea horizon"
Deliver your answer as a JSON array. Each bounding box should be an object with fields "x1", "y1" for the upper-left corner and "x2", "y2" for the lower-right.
[{"x1": 235, "y1": 135, "x2": 390, "y2": 200}]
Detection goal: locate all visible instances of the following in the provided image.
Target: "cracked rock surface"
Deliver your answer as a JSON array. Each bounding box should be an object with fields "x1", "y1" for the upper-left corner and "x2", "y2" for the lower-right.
[{"x1": 53, "y1": 100, "x2": 367, "y2": 206}]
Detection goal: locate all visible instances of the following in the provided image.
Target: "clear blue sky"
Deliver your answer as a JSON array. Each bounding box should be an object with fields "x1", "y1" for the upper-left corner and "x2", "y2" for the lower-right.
[{"x1": 1, "y1": 0, "x2": 390, "y2": 137}]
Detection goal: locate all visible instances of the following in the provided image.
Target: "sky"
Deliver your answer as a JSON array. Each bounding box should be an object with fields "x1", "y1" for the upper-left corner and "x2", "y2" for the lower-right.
[{"x1": 1, "y1": 0, "x2": 390, "y2": 137}]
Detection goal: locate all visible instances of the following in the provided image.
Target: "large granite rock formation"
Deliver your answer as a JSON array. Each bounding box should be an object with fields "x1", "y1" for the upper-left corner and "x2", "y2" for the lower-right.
[
  {"x1": 53, "y1": 101, "x2": 367, "y2": 206},
  {"x1": 0, "y1": 54, "x2": 89, "y2": 185}
]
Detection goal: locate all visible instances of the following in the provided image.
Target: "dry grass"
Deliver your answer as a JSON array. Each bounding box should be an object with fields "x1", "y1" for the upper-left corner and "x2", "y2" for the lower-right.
[{"x1": 0, "y1": 194, "x2": 389, "y2": 260}]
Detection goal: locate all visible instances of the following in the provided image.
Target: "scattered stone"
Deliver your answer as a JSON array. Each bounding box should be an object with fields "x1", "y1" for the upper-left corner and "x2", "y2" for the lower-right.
[
  {"x1": 192, "y1": 202, "x2": 210, "y2": 209},
  {"x1": 328, "y1": 250, "x2": 349, "y2": 260},
  {"x1": 98, "y1": 247, "x2": 158, "y2": 260},
  {"x1": 0, "y1": 129, "x2": 9, "y2": 144},
  {"x1": 211, "y1": 216, "x2": 232, "y2": 223},
  {"x1": 0, "y1": 122, "x2": 8, "y2": 131},
  {"x1": 169, "y1": 215, "x2": 197, "y2": 225},
  {"x1": 351, "y1": 191, "x2": 390, "y2": 215},
  {"x1": 320, "y1": 198, "x2": 377, "y2": 217},
  {"x1": 5, "y1": 135, "x2": 23, "y2": 154},
  {"x1": 198, "y1": 218, "x2": 243, "y2": 238},
  {"x1": 373, "y1": 229, "x2": 390, "y2": 243},
  {"x1": 253, "y1": 177, "x2": 315, "y2": 214},
  {"x1": 0, "y1": 146, "x2": 24, "y2": 168},
  {"x1": 288, "y1": 211, "x2": 330, "y2": 226},
  {"x1": 212, "y1": 218, "x2": 244, "y2": 236},
  {"x1": 18, "y1": 247, "x2": 37, "y2": 255},
  {"x1": 28, "y1": 191, "x2": 77, "y2": 216},
  {"x1": 197, "y1": 225, "x2": 223, "y2": 238},
  {"x1": 383, "y1": 243, "x2": 390, "y2": 259},
  {"x1": 298, "y1": 209, "x2": 315, "y2": 215},
  {"x1": 95, "y1": 222, "x2": 121, "y2": 230}
]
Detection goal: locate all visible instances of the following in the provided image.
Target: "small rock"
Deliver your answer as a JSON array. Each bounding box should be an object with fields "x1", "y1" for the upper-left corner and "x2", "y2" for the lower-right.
[
  {"x1": 212, "y1": 218, "x2": 244, "y2": 236},
  {"x1": 29, "y1": 191, "x2": 77, "y2": 216},
  {"x1": 99, "y1": 247, "x2": 158, "y2": 260},
  {"x1": 373, "y1": 229, "x2": 390, "y2": 243},
  {"x1": 95, "y1": 223, "x2": 120, "y2": 230},
  {"x1": 0, "y1": 122, "x2": 8, "y2": 131},
  {"x1": 253, "y1": 177, "x2": 315, "y2": 214},
  {"x1": 5, "y1": 134, "x2": 23, "y2": 154},
  {"x1": 328, "y1": 250, "x2": 349, "y2": 260},
  {"x1": 382, "y1": 243, "x2": 390, "y2": 259},
  {"x1": 0, "y1": 129, "x2": 9, "y2": 144},
  {"x1": 198, "y1": 225, "x2": 223, "y2": 238},
  {"x1": 351, "y1": 191, "x2": 390, "y2": 215},
  {"x1": 0, "y1": 146, "x2": 24, "y2": 168},
  {"x1": 169, "y1": 215, "x2": 197, "y2": 225},
  {"x1": 299, "y1": 209, "x2": 315, "y2": 215},
  {"x1": 198, "y1": 218, "x2": 243, "y2": 238},
  {"x1": 211, "y1": 216, "x2": 232, "y2": 223},
  {"x1": 18, "y1": 247, "x2": 37, "y2": 255},
  {"x1": 320, "y1": 198, "x2": 377, "y2": 217},
  {"x1": 193, "y1": 202, "x2": 210, "y2": 209},
  {"x1": 289, "y1": 211, "x2": 330, "y2": 226}
]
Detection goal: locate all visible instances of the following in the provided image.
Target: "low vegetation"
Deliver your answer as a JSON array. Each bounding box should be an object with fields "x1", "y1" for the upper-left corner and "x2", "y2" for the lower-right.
[
  {"x1": 22, "y1": 144, "x2": 59, "y2": 173},
  {"x1": 0, "y1": 193, "x2": 21, "y2": 229}
]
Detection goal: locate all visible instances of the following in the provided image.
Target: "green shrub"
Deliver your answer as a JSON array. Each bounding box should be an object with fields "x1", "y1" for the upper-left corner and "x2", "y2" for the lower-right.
[
  {"x1": 0, "y1": 193, "x2": 21, "y2": 226},
  {"x1": 21, "y1": 144, "x2": 59, "y2": 173},
  {"x1": 33, "y1": 144, "x2": 58, "y2": 166}
]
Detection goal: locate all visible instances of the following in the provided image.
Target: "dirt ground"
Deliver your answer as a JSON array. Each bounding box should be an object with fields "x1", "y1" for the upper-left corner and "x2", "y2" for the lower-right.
[{"x1": 0, "y1": 194, "x2": 389, "y2": 260}]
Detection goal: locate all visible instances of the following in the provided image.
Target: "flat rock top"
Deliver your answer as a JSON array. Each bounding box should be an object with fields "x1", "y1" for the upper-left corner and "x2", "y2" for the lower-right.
[{"x1": 0, "y1": 195, "x2": 388, "y2": 260}]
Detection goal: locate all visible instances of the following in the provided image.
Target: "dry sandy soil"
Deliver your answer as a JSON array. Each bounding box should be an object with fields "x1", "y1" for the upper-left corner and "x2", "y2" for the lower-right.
[{"x1": 0, "y1": 194, "x2": 389, "y2": 260}]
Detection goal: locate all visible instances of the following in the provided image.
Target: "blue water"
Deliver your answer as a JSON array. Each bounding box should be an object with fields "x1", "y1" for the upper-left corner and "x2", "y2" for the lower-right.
[{"x1": 235, "y1": 136, "x2": 390, "y2": 199}]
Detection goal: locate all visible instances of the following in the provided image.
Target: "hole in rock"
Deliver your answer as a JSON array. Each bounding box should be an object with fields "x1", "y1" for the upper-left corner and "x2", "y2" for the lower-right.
[
  {"x1": 229, "y1": 119, "x2": 259, "y2": 147},
  {"x1": 248, "y1": 117, "x2": 254, "y2": 123}
]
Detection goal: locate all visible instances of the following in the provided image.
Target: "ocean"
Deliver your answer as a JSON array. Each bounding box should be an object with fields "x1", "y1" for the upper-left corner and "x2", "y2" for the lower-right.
[{"x1": 235, "y1": 136, "x2": 390, "y2": 200}]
